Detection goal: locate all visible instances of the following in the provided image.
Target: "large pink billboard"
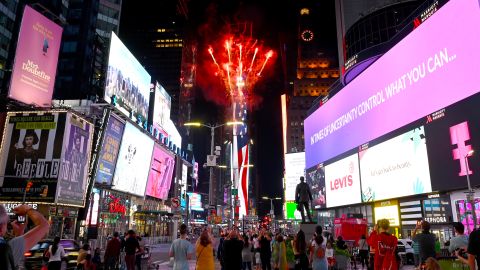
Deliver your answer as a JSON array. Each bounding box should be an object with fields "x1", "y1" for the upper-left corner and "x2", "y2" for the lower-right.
[
  {"x1": 146, "y1": 144, "x2": 175, "y2": 200},
  {"x1": 304, "y1": 0, "x2": 480, "y2": 168},
  {"x1": 8, "y1": 6, "x2": 63, "y2": 107}
]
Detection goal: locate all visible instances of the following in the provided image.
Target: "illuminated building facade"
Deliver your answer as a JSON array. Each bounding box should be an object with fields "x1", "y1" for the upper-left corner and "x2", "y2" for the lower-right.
[
  {"x1": 287, "y1": 1, "x2": 339, "y2": 153},
  {"x1": 119, "y1": 0, "x2": 189, "y2": 124}
]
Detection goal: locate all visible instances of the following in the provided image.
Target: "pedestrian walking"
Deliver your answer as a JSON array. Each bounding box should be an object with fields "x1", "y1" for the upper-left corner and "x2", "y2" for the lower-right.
[
  {"x1": 45, "y1": 236, "x2": 66, "y2": 270},
  {"x1": 217, "y1": 231, "x2": 226, "y2": 270},
  {"x1": 77, "y1": 244, "x2": 91, "y2": 270},
  {"x1": 196, "y1": 229, "x2": 215, "y2": 270},
  {"x1": 242, "y1": 235, "x2": 253, "y2": 270},
  {"x1": 310, "y1": 230, "x2": 327, "y2": 270},
  {"x1": 135, "y1": 236, "x2": 145, "y2": 270},
  {"x1": 169, "y1": 224, "x2": 194, "y2": 270},
  {"x1": 272, "y1": 234, "x2": 288, "y2": 270},
  {"x1": 292, "y1": 230, "x2": 309, "y2": 270},
  {"x1": 358, "y1": 235, "x2": 369, "y2": 268},
  {"x1": 104, "y1": 232, "x2": 121, "y2": 270},
  {"x1": 124, "y1": 230, "x2": 142, "y2": 270}
]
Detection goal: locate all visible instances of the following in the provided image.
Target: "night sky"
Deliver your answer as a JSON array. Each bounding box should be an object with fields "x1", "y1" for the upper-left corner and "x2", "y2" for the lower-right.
[{"x1": 120, "y1": 0, "x2": 337, "y2": 217}]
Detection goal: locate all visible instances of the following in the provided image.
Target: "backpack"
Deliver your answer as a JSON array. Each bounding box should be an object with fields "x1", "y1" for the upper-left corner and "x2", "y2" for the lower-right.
[{"x1": 0, "y1": 238, "x2": 15, "y2": 270}]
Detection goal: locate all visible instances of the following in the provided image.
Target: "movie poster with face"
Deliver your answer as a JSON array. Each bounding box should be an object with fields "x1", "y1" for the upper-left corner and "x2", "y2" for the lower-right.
[
  {"x1": 112, "y1": 123, "x2": 154, "y2": 196},
  {"x1": 0, "y1": 112, "x2": 66, "y2": 202},
  {"x1": 56, "y1": 113, "x2": 93, "y2": 206}
]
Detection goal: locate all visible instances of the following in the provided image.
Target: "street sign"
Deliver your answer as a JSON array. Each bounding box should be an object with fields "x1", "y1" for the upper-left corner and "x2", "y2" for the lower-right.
[
  {"x1": 206, "y1": 155, "x2": 217, "y2": 167},
  {"x1": 232, "y1": 189, "x2": 238, "y2": 196},
  {"x1": 171, "y1": 197, "x2": 180, "y2": 208}
]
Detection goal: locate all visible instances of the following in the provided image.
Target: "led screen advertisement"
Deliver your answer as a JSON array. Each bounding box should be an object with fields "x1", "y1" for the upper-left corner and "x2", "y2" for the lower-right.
[
  {"x1": 8, "y1": 6, "x2": 63, "y2": 107},
  {"x1": 112, "y1": 123, "x2": 154, "y2": 196},
  {"x1": 187, "y1": 192, "x2": 203, "y2": 211},
  {"x1": 0, "y1": 112, "x2": 66, "y2": 203},
  {"x1": 104, "y1": 32, "x2": 151, "y2": 122},
  {"x1": 359, "y1": 127, "x2": 432, "y2": 202},
  {"x1": 424, "y1": 92, "x2": 480, "y2": 191},
  {"x1": 284, "y1": 152, "x2": 305, "y2": 201},
  {"x1": 304, "y1": 0, "x2": 480, "y2": 169},
  {"x1": 306, "y1": 164, "x2": 326, "y2": 209},
  {"x1": 95, "y1": 115, "x2": 125, "y2": 185},
  {"x1": 324, "y1": 153, "x2": 362, "y2": 208},
  {"x1": 152, "y1": 82, "x2": 171, "y2": 131},
  {"x1": 145, "y1": 144, "x2": 175, "y2": 200},
  {"x1": 56, "y1": 114, "x2": 94, "y2": 206}
]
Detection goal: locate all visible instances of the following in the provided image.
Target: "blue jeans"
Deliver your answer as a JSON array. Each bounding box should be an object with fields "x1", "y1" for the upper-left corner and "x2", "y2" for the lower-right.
[{"x1": 243, "y1": 261, "x2": 252, "y2": 270}]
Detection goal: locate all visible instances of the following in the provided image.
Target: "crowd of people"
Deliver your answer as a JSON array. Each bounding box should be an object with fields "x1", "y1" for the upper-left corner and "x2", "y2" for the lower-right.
[{"x1": 1, "y1": 204, "x2": 480, "y2": 270}]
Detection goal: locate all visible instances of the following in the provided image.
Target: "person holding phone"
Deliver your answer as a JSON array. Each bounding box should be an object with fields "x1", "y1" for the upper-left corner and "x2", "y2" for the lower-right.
[
  {"x1": 367, "y1": 219, "x2": 398, "y2": 270},
  {"x1": 0, "y1": 204, "x2": 49, "y2": 270},
  {"x1": 412, "y1": 221, "x2": 436, "y2": 264}
]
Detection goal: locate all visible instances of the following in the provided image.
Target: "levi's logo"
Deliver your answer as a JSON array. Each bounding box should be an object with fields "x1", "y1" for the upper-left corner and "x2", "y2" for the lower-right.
[
  {"x1": 330, "y1": 175, "x2": 353, "y2": 190},
  {"x1": 450, "y1": 121, "x2": 473, "y2": 176}
]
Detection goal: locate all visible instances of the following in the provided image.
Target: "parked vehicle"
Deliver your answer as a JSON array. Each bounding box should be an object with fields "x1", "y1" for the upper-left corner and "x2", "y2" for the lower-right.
[
  {"x1": 397, "y1": 238, "x2": 414, "y2": 265},
  {"x1": 24, "y1": 239, "x2": 80, "y2": 270}
]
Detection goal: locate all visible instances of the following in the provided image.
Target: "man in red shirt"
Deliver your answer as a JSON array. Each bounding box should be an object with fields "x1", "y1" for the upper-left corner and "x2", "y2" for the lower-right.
[
  {"x1": 104, "y1": 231, "x2": 122, "y2": 270},
  {"x1": 367, "y1": 219, "x2": 398, "y2": 270}
]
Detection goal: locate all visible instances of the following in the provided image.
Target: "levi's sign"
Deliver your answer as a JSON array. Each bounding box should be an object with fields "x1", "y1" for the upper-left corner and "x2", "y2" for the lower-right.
[{"x1": 304, "y1": 0, "x2": 480, "y2": 168}]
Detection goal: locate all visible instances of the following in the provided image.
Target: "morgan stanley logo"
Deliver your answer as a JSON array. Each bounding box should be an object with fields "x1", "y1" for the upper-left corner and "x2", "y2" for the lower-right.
[{"x1": 450, "y1": 121, "x2": 473, "y2": 176}]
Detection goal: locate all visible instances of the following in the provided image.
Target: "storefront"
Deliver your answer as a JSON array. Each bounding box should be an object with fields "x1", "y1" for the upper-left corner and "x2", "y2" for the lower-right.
[
  {"x1": 132, "y1": 197, "x2": 173, "y2": 244},
  {"x1": 85, "y1": 189, "x2": 131, "y2": 248},
  {"x1": 450, "y1": 190, "x2": 480, "y2": 234},
  {"x1": 399, "y1": 193, "x2": 453, "y2": 245}
]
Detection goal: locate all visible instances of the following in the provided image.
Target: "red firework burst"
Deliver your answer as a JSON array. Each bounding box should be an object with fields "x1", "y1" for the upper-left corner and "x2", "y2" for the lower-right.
[{"x1": 207, "y1": 34, "x2": 275, "y2": 105}]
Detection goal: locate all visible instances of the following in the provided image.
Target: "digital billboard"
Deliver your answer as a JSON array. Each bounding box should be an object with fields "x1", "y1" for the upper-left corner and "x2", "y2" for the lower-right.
[
  {"x1": 304, "y1": 0, "x2": 480, "y2": 169},
  {"x1": 151, "y1": 81, "x2": 171, "y2": 131},
  {"x1": 187, "y1": 192, "x2": 203, "y2": 211},
  {"x1": 112, "y1": 123, "x2": 154, "y2": 196},
  {"x1": 359, "y1": 127, "x2": 432, "y2": 202},
  {"x1": 306, "y1": 164, "x2": 326, "y2": 209},
  {"x1": 104, "y1": 32, "x2": 151, "y2": 122},
  {"x1": 95, "y1": 115, "x2": 125, "y2": 185},
  {"x1": 56, "y1": 114, "x2": 94, "y2": 206},
  {"x1": 324, "y1": 153, "x2": 362, "y2": 208},
  {"x1": 284, "y1": 152, "x2": 305, "y2": 201},
  {"x1": 145, "y1": 144, "x2": 175, "y2": 200},
  {"x1": 8, "y1": 6, "x2": 63, "y2": 107},
  {"x1": 423, "y1": 92, "x2": 480, "y2": 192},
  {"x1": 0, "y1": 112, "x2": 67, "y2": 202},
  {"x1": 374, "y1": 200, "x2": 400, "y2": 227}
]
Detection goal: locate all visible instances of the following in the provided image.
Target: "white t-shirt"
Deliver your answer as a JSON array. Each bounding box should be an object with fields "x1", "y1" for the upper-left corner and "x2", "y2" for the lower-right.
[
  {"x1": 326, "y1": 248, "x2": 334, "y2": 258},
  {"x1": 48, "y1": 244, "x2": 66, "y2": 262}
]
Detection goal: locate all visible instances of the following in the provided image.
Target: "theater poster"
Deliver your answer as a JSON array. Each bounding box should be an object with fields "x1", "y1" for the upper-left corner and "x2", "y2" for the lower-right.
[
  {"x1": 56, "y1": 114, "x2": 93, "y2": 206},
  {"x1": 0, "y1": 112, "x2": 67, "y2": 203}
]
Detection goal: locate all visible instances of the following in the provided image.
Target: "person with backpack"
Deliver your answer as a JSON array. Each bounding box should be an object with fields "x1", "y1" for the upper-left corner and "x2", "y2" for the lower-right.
[
  {"x1": 45, "y1": 236, "x2": 65, "y2": 270},
  {"x1": 367, "y1": 219, "x2": 398, "y2": 270},
  {"x1": 0, "y1": 204, "x2": 49, "y2": 270},
  {"x1": 310, "y1": 227, "x2": 327, "y2": 270}
]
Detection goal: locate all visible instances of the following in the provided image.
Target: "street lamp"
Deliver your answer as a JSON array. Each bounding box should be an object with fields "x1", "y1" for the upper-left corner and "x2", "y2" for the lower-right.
[
  {"x1": 262, "y1": 196, "x2": 282, "y2": 218},
  {"x1": 464, "y1": 149, "x2": 477, "y2": 231},
  {"x1": 184, "y1": 121, "x2": 244, "y2": 210}
]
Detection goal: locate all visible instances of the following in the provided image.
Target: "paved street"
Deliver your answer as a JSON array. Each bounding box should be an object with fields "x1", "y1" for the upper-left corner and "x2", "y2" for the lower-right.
[{"x1": 144, "y1": 244, "x2": 416, "y2": 270}]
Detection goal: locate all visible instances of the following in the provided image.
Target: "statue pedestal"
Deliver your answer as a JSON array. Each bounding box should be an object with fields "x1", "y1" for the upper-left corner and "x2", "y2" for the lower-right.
[{"x1": 299, "y1": 222, "x2": 318, "y2": 242}]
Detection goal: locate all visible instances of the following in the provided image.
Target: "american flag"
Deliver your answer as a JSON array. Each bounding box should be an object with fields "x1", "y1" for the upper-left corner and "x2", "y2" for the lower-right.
[{"x1": 232, "y1": 101, "x2": 249, "y2": 218}]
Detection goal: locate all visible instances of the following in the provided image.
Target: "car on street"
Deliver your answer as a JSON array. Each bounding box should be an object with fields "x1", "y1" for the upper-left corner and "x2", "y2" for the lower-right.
[
  {"x1": 397, "y1": 238, "x2": 415, "y2": 265},
  {"x1": 24, "y1": 239, "x2": 80, "y2": 270}
]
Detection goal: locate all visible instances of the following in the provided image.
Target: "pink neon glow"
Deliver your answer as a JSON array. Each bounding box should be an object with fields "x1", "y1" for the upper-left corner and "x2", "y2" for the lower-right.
[{"x1": 450, "y1": 121, "x2": 473, "y2": 176}]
